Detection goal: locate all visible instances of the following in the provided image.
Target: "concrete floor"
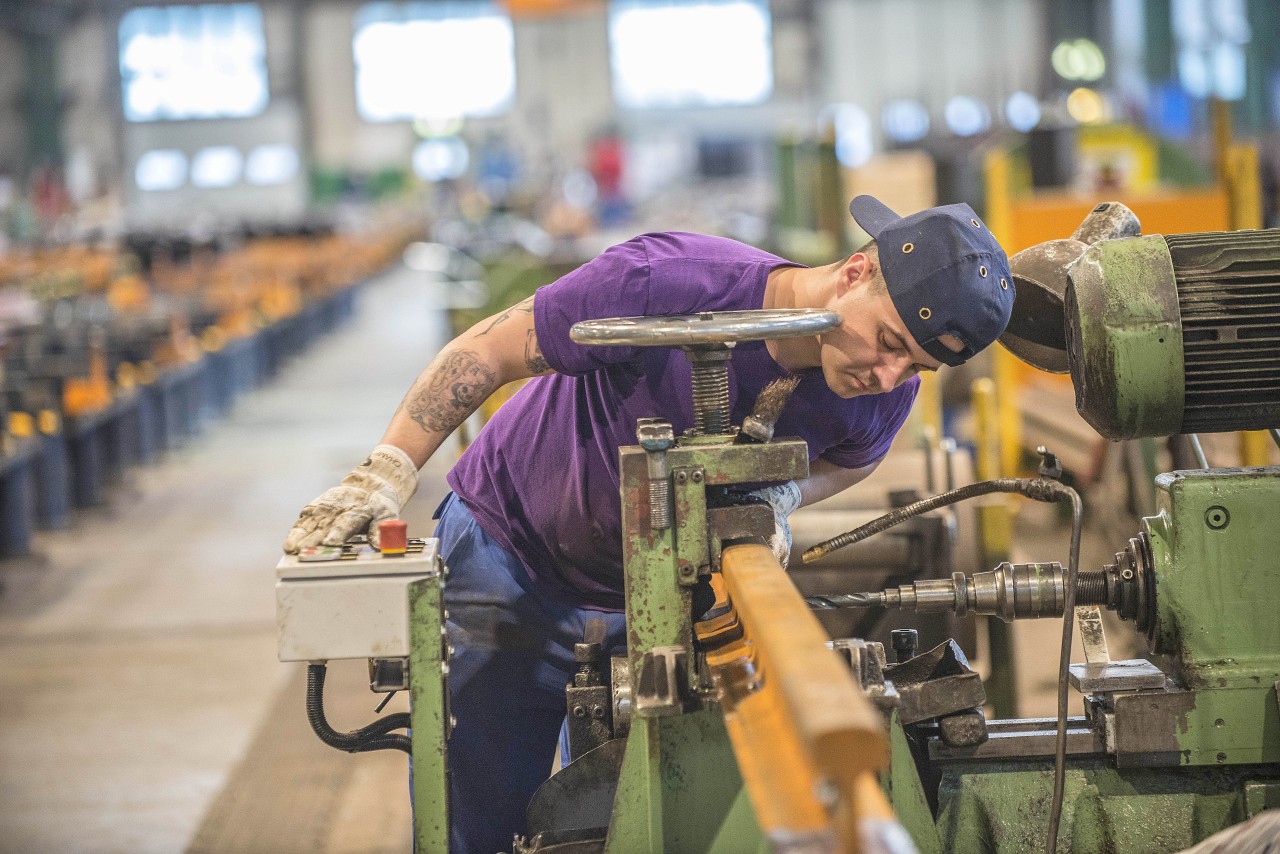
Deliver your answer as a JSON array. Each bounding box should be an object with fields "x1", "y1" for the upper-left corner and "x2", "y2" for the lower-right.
[
  {"x1": 0, "y1": 259, "x2": 1121, "y2": 853},
  {"x1": 0, "y1": 262, "x2": 452, "y2": 853}
]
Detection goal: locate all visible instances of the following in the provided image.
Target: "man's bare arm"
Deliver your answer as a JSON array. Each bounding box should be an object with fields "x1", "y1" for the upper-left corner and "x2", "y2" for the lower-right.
[
  {"x1": 380, "y1": 295, "x2": 553, "y2": 468},
  {"x1": 797, "y1": 457, "x2": 882, "y2": 506}
]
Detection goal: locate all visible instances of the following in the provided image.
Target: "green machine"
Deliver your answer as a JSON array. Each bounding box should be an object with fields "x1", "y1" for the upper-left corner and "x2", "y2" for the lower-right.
[
  {"x1": 279, "y1": 207, "x2": 1280, "y2": 853},
  {"x1": 810, "y1": 208, "x2": 1280, "y2": 852}
]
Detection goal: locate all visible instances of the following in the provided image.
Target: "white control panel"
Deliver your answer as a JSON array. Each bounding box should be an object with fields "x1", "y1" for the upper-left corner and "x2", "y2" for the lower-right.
[{"x1": 275, "y1": 538, "x2": 442, "y2": 662}]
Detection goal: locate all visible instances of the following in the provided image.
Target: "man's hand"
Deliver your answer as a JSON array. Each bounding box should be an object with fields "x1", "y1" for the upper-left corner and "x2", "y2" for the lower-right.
[
  {"x1": 283, "y1": 445, "x2": 419, "y2": 552},
  {"x1": 749, "y1": 480, "x2": 802, "y2": 567}
]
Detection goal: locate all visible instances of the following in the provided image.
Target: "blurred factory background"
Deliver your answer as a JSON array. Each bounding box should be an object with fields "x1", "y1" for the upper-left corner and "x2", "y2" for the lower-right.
[{"x1": 0, "y1": 0, "x2": 1278, "y2": 852}]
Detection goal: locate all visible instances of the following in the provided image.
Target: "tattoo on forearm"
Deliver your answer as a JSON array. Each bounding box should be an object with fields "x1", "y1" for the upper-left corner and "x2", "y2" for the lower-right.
[
  {"x1": 402, "y1": 349, "x2": 499, "y2": 433},
  {"x1": 524, "y1": 329, "x2": 551, "y2": 375},
  {"x1": 477, "y1": 295, "x2": 534, "y2": 336}
]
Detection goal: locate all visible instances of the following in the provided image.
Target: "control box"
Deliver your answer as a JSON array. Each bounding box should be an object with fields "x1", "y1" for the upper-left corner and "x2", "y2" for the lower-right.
[{"x1": 275, "y1": 538, "x2": 442, "y2": 662}]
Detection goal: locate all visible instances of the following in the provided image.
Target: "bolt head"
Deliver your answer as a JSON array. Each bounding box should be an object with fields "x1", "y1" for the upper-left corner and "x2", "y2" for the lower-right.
[
  {"x1": 572, "y1": 705, "x2": 587, "y2": 718},
  {"x1": 636, "y1": 420, "x2": 675, "y2": 450}
]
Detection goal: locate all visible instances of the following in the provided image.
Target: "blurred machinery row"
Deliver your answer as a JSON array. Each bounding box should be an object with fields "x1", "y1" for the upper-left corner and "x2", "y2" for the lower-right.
[{"x1": 0, "y1": 216, "x2": 420, "y2": 557}]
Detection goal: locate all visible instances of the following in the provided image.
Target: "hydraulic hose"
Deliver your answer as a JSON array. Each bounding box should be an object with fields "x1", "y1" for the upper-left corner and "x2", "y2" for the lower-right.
[
  {"x1": 801, "y1": 477, "x2": 1072, "y2": 563},
  {"x1": 797, "y1": 476, "x2": 1084, "y2": 854},
  {"x1": 306, "y1": 663, "x2": 411, "y2": 755}
]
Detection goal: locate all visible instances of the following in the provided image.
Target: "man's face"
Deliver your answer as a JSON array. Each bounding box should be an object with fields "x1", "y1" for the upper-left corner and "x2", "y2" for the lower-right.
[{"x1": 818, "y1": 257, "x2": 953, "y2": 398}]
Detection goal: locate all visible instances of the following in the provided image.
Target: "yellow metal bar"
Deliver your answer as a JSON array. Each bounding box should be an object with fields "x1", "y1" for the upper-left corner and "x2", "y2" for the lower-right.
[
  {"x1": 1227, "y1": 143, "x2": 1262, "y2": 231},
  {"x1": 1240, "y1": 430, "x2": 1271, "y2": 467},
  {"x1": 914, "y1": 372, "x2": 943, "y2": 447},
  {"x1": 706, "y1": 543, "x2": 892, "y2": 851},
  {"x1": 972, "y1": 377, "x2": 1012, "y2": 563},
  {"x1": 993, "y1": 349, "x2": 1023, "y2": 478}
]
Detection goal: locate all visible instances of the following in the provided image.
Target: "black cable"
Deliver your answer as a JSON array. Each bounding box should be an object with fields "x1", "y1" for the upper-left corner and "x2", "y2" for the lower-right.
[
  {"x1": 1046, "y1": 488, "x2": 1083, "y2": 854},
  {"x1": 306, "y1": 663, "x2": 412, "y2": 755}
]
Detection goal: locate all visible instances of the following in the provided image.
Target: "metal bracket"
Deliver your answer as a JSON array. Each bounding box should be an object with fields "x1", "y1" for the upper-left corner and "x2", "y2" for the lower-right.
[
  {"x1": 1069, "y1": 659, "x2": 1167, "y2": 693},
  {"x1": 672, "y1": 466, "x2": 708, "y2": 586},
  {"x1": 634, "y1": 645, "x2": 689, "y2": 717},
  {"x1": 829, "y1": 638, "x2": 899, "y2": 714}
]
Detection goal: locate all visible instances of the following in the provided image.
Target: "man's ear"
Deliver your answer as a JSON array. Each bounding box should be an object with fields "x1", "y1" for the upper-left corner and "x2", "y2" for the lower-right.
[{"x1": 836, "y1": 252, "x2": 872, "y2": 297}]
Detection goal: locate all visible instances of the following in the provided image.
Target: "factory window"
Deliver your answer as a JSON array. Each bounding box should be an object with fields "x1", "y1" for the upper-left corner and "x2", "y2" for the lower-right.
[
  {"x1": 353, "y1": 2, "x2": 516, "y2": 122},
  {"x1": 191, "y1": 147, "x2": 244, "y2": 188},
  {"x1": 135, "y1": 150, "x2": 188, "y2": 191},
  {"x1": 1173, "y1": 0, "x2": 1249, "y2": 101},
  {"x1": 119, "y1": 4, "x2": 269, "y2": 122},
  {"x1": 412, "y1": 138, "x2": 471, "y2": 182},
  {"x1": 609, "y1": 0, "x2": 773, "y2": 109},
  {"x1": 820, "y1": 103, "x2": 873, "y2": 169},
  {"x1": 245, "y1": 144, "x2": 300, "y2": 186}
]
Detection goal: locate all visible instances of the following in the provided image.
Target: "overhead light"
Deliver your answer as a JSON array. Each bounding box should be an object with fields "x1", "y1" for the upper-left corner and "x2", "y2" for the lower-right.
[
  {"x1": 1005, "y1": 91, "x2": 1041, "y2": 132},
  {"x1": 1051, "y1": 38, "x2": 1106, "y2": 82},
  {"x1": 944, "y1": 96, "x2": 991, "y2": 137},
  {"x1": 1066, "y1": 87, "x2": 1108, "y2": 124},
  {"x1": 882, "y1": 99, "x2": 930, "y2": 143}
]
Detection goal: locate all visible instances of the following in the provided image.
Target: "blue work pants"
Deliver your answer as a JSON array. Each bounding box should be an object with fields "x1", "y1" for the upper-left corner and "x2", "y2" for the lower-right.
[{"x1": 433, "y1": 494, "x2": 627, "y2": 854}]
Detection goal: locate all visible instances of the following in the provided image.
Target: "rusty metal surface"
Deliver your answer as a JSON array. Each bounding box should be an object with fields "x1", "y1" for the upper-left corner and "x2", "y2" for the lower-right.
[
  {"x1": 927, "y1": 717, "x2": 1106, "y2": 762},
  {"x1": 883, "y1": 640, "x2": 986, "y2": 726},
  {"x1": 525, "y1": 739, "x2": 626, "y2": 841}
]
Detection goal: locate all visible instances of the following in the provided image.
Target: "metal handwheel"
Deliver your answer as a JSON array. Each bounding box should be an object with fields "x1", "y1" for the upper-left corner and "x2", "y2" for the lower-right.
[
  {"x1": 569, "y1": 308, "x2": 839, "y2": 348},
  {"x1": 570, "y1": 309, "x2": 839, "y2": 436}
]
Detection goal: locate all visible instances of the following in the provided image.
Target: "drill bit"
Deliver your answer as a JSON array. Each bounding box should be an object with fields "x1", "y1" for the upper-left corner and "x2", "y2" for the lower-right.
[
  {"x1": 740, "y1": 374, "x2": 801, "y2": 443},
  {"x1": 804, "y1": 592, "x2": 884, "y2": 610}
]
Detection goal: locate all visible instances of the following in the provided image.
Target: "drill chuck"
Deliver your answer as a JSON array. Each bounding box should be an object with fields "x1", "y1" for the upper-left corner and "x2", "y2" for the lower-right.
[{"x1": 872, "y1": 563, "x2": 1069, "y2": 622}]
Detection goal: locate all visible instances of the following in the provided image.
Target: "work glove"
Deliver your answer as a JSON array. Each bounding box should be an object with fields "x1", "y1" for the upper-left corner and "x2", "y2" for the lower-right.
[
  {"x1": 283, "y1": 445, "x2": 419, "y2": 553},
  {"x1": 748, "y1": 480, "x2": 802, "y2": 567}
]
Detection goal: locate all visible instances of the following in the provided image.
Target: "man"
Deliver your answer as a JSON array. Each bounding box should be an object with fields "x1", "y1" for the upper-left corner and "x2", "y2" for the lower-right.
[{"x1": 284, "y1": 195, "x2": 1014, "y2": 852}]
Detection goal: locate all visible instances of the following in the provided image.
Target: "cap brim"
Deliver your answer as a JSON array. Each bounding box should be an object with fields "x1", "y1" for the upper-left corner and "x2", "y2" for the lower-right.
[{"x1": 848, "y1": 195, "x2": 902, "y2": 239}]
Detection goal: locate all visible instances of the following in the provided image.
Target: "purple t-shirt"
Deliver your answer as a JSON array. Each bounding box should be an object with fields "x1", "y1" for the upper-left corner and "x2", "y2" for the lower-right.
[{"x1": 447, "y1": 232, "x2": 918, "y2": 610}]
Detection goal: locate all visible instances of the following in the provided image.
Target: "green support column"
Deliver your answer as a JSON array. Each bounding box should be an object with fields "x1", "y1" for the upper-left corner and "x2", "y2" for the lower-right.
[
  {"x1": 23, "y1": 33, "x2": 63, "y2": 169},
  {"x1": 409, "y1": 574, "x2": 449, "y2": 853}
]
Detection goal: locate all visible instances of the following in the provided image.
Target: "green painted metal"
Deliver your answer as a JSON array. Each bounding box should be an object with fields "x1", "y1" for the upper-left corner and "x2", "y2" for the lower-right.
[
  {"x1": 1144, "y1": 467, "x2": 1280, "y2": 766},
  {"x1": 883, "y1": 714, "x2": 942, "y2": 854},
  {"x1": 409, "y1": 574, "x2": 450, "y2": 853},
  {"x1": 620, "y1": 446, "x2": 691, "y2": 695},
  {"x1": 1065, "y1": 235, "x2": 1185, "y2": 440},
  {"x1": 619, "y1": 440, "x2": 809, "y2": 694},
  {"x1": 932, "y1": 759, "x2": 1280, "y2": 853},
  {"x1": 604, "y1": 711, "x2": 764, "y2": 853},
  {"x1": 672, "y1": 466, "x2": 709, "y2": 587},
  {"x1": 610, "y1": 434, "x2": 809, "y2": 850}
]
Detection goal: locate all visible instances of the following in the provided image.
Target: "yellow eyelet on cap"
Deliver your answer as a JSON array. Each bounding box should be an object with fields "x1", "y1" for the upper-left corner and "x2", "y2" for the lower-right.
[
  {"x1": 971, "y1": 218, "x2": 981, "y2": 227},
  {"x1": 919, "y1": 307, "x2": 932, "y2": 320},
  {"x1": 902, "y1": 242, "x2": 914, "y2": 254},
  {"x1": 1000, "y1": 277, "x2": 1009, "y2": 290},
  {"x1": 979, "y1": 265, "x2": 988, "y2": 277}
]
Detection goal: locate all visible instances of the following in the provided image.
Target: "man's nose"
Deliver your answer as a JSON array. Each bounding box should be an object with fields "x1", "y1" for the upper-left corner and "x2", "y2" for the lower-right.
[{"x1": 874, "y1": 355, "x2": 910, "y2": 391}]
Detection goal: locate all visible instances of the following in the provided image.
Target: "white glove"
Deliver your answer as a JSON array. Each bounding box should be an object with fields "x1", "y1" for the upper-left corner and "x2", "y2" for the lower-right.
[
  {"x1": 749, "y1": 480, "x2": 802, "y2": 567},
  {"x1": 283, "y1": 445, "x2": 419, "y2": 553}
]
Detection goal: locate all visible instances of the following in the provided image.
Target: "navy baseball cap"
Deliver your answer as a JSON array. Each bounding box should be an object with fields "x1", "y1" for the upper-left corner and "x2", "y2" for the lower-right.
[{"x1": 849, "y1": 195, "x2": 1014, "y2": 367}]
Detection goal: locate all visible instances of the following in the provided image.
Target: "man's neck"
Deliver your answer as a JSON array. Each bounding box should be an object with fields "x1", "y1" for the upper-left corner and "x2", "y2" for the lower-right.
[{"x1": 764, "y1": 264, "x2": 833, "y2": 370}]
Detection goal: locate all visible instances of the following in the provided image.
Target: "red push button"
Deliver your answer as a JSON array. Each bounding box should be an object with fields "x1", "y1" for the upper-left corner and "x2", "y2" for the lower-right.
[{"x1": 378, "y1": 519, "x2": 408, "y2": 556}]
